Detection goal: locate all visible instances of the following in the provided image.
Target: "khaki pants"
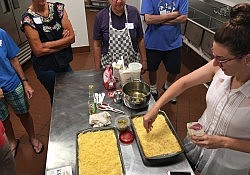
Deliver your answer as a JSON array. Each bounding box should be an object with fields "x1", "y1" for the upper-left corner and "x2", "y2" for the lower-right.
[{"x1": 0, "y1": 134, "x2": 16, "y2": 175}]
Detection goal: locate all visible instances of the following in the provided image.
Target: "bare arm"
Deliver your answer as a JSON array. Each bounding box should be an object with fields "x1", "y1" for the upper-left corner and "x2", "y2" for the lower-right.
[
  {"x1": 43, "y1": 10, "x2": 75, "y2": 49},
  {"x1": 143, "y1": 60, "x2": 219, "y2": 132},
  {"x1": 93, "y1": 40, "x2": 102, "y2": 70},
  {"x1": 10, "y1": 57, "x2": 34, "y2": 99},
  {"x1": 0, "y1": 88, "x2": 3, "y2": 98},
  {"x1": 23, "y1": 10, "x2": 75, "y2": 57},
  {"x1": 137, "y1": 38, "x2": 147, "y2": 74},
  {"x1": 163, "y1": 14, "x2": 188, "y2": 25},
  {"x1": 144, "y1": 11, "x2": 180, "y2": 25},
  {"x1": 191, "y1": 135, "x2": 250, "y2": 153}
]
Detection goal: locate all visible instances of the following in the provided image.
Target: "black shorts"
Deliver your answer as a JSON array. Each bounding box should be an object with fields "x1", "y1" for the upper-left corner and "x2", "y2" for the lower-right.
[{"x1": 146, "y1": 47, "x2": 182, "y2": 74}]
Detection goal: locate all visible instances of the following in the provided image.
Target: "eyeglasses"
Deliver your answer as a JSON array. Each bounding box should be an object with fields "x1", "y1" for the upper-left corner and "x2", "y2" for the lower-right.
[{"x1": 211, "y1": 48, "x2": 242, "y2": 67}]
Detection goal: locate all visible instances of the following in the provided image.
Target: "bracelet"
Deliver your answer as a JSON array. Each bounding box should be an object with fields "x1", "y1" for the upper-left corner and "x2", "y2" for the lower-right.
[{"x1": 22, "y1": 77, "x2": 29, "y2": 82}]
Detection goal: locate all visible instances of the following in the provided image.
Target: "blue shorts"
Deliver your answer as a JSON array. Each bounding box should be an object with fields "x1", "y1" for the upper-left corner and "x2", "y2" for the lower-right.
[
  {"x1": 0, "y1": 83, "x2": 29, "y2": 121},
  {"x1": 146, "y1": 47, "x2": 182, "y2": 74}
]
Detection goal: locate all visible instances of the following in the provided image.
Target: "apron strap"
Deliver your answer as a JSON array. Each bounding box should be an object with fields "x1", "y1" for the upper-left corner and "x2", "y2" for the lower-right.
[{"x1": 109, "y1": 5, "x2": 128, "y2": 27}]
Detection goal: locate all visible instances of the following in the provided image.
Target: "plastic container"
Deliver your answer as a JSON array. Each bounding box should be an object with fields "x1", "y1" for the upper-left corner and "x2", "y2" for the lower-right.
[
  {"x1": 119, "y1": 130, "x2": 134, "y2": 144},
  {"x1": 128, "y1": 62, "x2": 142, "y2": 80},
  {"x1": 115, "y1": 116, "x2": 130, "y2": 131},
  {"x1": 128, "y1": 62, "x2": 142, "y2": 70}
]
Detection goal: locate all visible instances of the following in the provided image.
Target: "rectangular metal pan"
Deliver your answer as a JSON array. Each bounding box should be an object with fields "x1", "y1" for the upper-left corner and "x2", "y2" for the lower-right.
[
  {"x1": 76, "y1": 127, "x2": 126, "y2": 175},
  {"x1": 131, "y1": 110, "x2": 184, "y2": 166}
]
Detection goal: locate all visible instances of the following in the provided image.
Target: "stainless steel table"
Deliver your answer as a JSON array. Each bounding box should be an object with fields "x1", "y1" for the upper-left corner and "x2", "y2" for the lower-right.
[{"x1": 45, "y1": 70, "x2": 194, "y2": 175}]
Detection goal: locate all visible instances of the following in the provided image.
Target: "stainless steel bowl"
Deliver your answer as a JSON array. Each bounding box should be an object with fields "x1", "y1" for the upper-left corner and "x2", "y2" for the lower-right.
[{"x1": 122, "y1": 80, "x2": 151, "y2": 109}]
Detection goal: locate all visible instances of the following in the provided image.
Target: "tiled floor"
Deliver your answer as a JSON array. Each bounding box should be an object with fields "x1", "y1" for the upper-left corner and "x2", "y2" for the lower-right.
[{"x1": 12, "y1": 10, "x2": 209, "y2": 175}]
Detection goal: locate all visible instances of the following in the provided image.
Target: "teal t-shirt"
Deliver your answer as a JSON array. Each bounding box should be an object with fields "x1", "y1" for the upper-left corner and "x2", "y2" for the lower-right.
[
  {"x1": 0, "y1": 28, "x2": 20, "y2": 93},
  {"x1": 141, "y1": 0, "x2": 189, "y2": 51}
]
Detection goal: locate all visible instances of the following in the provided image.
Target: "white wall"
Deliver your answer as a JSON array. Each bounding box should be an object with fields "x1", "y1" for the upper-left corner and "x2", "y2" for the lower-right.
[
  {"x1": 50, "y1": 0, "x2": 89, "y2": 48},
  {"x1": 126, "y1": 0, "x2": 140, "y2": 10}
]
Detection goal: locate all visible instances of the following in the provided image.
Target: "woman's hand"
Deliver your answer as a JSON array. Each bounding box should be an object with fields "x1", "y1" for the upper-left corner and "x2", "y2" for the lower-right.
[
  {"x1": 190, "y1": 134, "x2": 225, "y2": 149},
  {"x1": 143, "y1": 114, "x2": 157, "y2": 133}
]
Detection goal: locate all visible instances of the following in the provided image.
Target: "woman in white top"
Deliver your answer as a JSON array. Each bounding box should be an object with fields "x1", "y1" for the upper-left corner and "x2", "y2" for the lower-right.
[{"x1": 143, "y1": 3, "x2": 250, "y2": 175}]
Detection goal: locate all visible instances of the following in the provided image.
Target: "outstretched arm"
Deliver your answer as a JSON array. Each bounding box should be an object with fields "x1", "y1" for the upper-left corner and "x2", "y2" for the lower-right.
[{"x1": 143, "y1": 60, "x2": 219, "y2": 132}]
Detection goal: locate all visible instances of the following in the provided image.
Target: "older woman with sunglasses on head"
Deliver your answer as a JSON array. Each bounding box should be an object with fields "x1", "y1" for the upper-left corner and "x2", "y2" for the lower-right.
[{"x1": 143, "y1": 3, "x2": 250, "y2": 175}]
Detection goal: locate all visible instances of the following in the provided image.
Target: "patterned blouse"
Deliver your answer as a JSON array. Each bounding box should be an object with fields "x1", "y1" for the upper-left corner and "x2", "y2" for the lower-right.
[
  {"x1": 21, "y1": 2, "x2": 65, "y2": 41},
  {"x1": 20, "y1": 2, "x2": 73, "y2": 70}
]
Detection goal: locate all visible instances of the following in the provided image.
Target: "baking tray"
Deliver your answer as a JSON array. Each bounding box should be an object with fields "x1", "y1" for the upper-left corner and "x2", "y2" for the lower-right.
[
  {"x1": 131, "y1": 111, "x2": 184, "y2": 166},
  {"x1": 76, "y1": 127, "x2": 126, "y2": 175}
]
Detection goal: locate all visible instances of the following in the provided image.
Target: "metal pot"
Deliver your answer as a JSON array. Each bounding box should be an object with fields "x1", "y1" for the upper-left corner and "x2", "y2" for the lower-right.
[{"x1": 122, "y1": 80, "x2": 151, "y2": 109}]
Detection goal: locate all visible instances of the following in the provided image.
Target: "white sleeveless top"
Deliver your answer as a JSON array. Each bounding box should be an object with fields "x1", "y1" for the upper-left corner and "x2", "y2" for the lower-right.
[
  {"x1": 200, "y1": 69, "x2": 250, "y2": 175},
  {"x1": 185, "y1": 69, "x2": 250, "y2": 175}
]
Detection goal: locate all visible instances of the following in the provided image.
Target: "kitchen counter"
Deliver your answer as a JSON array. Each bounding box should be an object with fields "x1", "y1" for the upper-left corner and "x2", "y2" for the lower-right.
[{"x1": 45, "y1": 70, "x2": 194, "y2": 175}]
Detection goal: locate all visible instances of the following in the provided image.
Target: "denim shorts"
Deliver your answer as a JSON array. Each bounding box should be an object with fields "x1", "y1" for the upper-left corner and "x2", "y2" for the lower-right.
[{"x1": 0, "y1": 83, "x2": 29, "y2": 121}]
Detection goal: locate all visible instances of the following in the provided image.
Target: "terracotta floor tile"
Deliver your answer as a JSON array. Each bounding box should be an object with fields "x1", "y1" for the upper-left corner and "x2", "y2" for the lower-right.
[
  {"x1": 177, "y1": 130, "x2": 188, "y2": 141},
  {"x1": 9, "y1": 116, "x2": 26, "y2": 133},
  {"x1": 38, "y1": 124, "x2": 50, "y2": 137},
  {"x1": 15, "y1": 135, "x2": 48, "y2": 175},
  {"x1": 177, "y1": 113, "x2": 191, "y2": 123},
  {"x1": 176, "y1": 122, "x2": 188, "y2": 132},
  {"x1": 13, "y1": 130, "x2": 26, "y2": 140}
]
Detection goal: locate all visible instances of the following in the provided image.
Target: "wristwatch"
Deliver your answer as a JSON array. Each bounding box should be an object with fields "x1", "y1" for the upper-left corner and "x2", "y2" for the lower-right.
[{"x1": 22, "y1": 77, "x2": 29, "y2": 82}]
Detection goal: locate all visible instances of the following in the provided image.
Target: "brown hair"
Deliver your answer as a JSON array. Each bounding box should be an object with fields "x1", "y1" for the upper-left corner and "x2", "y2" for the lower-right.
[{"x1": 214, "y1": 3, "x2": 250, "y2": 56}]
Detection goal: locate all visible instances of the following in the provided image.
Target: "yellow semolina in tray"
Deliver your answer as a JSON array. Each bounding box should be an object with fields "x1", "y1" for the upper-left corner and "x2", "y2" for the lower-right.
[
  {"x1": 77, "y1": 129, "x2": 124, "y2": 175},
  {"x1": 132, "y1": 114, "x2": 182, "y2": 158}
]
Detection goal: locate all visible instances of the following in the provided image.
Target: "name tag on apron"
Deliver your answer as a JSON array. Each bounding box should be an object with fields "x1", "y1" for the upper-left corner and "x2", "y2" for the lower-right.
[
  {"x1": 33, "y1": 17, "x2": 42, "y2": 24},
  {"x1": 125, "y1": 23, "x2": 134, "y2": 29}
]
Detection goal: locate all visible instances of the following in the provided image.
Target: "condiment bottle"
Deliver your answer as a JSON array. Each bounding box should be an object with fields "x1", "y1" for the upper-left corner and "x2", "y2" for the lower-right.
[{"x1": 88, "y1": 84, "x2": 97, "y2": 115}]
